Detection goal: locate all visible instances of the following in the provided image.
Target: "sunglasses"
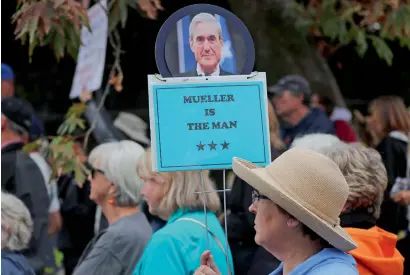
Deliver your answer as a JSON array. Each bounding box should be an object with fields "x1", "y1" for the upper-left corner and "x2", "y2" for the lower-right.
[{"x1": 85, "y1": 162, "x2": 105, "y2": 178}]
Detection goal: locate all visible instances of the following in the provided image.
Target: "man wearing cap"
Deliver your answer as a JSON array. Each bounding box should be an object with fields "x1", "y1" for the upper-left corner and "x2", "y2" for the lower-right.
[
  {"x1": 1, "y1": 97, "x2": 54, "y2": 274},
  {"x1": 268, "y1": 75, "x2": 335, "y2": 148},
  {"x1": 1, "y1": 63, "x2": 44, "y2": 141},
  {"x1": 195, "y1": 148, "x2": 358, "y2": 275}
]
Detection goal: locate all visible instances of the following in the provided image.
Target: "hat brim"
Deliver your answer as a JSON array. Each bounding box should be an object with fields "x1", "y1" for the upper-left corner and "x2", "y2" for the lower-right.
[
  {"x1": 232, "y1": 157, "x2": 357, "y2": 252},
  {"x1": 267, "y1": 84, "x2": 285, "y2": 95}
]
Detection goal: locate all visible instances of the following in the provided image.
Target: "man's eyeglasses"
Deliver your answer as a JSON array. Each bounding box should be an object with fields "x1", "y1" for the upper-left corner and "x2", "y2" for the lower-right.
[
  {"x1": 252, "y1": 190, "x2": 270, "y2": 205},
  {"x1": 85, "y1": 163, "x2": 105, "y2": 178}
]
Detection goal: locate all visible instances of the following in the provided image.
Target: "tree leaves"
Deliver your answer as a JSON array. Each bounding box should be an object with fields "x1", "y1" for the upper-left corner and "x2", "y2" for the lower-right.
[
  {"x1": 289, "y1": 0, "x2": 410, "y2": 66},
  {"x1": 369, "y1": 35, "x2": 394, "y2": 66},
  {"x1": 12, "y1": 0, "x2": 89, "y2": 62},
  {"x1": 13, "y1": 0, "x2": 147, "y2": 62}
]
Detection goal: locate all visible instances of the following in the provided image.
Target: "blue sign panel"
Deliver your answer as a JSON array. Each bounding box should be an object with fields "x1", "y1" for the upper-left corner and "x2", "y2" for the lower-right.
[{"x1": 150, "y1": 79, "x2": 270, "y2": 171}]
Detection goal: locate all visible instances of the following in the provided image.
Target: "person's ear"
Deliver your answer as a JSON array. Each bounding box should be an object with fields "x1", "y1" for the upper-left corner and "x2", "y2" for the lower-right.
[
  {"x1": 286, "y1": 217, "x2": 300, "y2": 228},
  {"x1": 190, "y1": 38, "x2": 195, "y2": 52},
  {"x1": 108, "y1": 183, "x2": 117, "y2": 198},
  {"x1": 1, "y1": 115, "x2": 7, "y2": 131}
]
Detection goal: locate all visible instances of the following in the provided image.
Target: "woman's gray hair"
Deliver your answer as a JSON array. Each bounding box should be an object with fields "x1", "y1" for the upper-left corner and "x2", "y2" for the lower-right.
[
  {"x1": 291, "y1": 133, "x2": 343, "y2": 152},
  {"x1": 189, "y1": 13, "x2": 223, "y2": 41},
  {"x1": 1, "y1": 191, "x2": 33, "y2": 251},
  {"x1": 88, "y1": 140, "x2": 145, "y2": 207},
  {"x1": 137, "y1": 149, "x2": 221, "y2": 219},
  {"x1": 291, "y1": 133, "x2": 387, "y2": 219},
  {"x1": 320, "y1": 143, "x2": 387, "y2": 219}
]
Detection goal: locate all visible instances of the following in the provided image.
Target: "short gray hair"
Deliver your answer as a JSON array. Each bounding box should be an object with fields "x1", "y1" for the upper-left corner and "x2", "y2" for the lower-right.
[
  {"x1": 291, "y1": 133, "x2": 342, "y2": 152},
  {"x1": 320, "y1": 143, "x2": 387, "y2": 219},
  {"x1": 189, "y1": 13, "x2": 223, "y2": 41},
  {"x1": 88, "y1": 140, "x2": 145, "y2": 207},
  {"x1": 1, "y1": 191, "x2": 33, "y2": 251}
]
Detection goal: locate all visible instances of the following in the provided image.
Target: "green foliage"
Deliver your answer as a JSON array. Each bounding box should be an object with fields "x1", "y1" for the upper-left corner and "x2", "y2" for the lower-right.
[
  {"x1": 24, "y1": 103, "x2": 90, "y2": 186},
  {"x1": 12, "y1": 0, "x2": 90, "y2": 62},
  {"x1": 289, "y1": 0, "x2": 410, "y2": 66},
  {"x1": 13, "y1": 0, "x2": 139, "y2": 62}
]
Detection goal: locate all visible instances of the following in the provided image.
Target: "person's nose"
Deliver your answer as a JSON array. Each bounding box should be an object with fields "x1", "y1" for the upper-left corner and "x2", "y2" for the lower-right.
[
  {"x1": 249, "y1": 203, "x2": 256, "y2": 214},
  {"x1": 203, "y1": 40, "x2": 211, "y2": 51}
]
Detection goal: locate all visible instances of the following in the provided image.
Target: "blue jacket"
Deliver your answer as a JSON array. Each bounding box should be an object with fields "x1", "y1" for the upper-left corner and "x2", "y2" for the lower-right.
[
  {"x1": 1, "y1": 250, "x2": 35, "y2": 275},
  {"x1": 269, "y1": 248, "x2": 358, "y2": 275},
  {"x1": 281, "y1": 108, "x2": 335, "y2": 148},
  {"x1": 133, "y1": 209, "x2": 234, "y2": 275}
]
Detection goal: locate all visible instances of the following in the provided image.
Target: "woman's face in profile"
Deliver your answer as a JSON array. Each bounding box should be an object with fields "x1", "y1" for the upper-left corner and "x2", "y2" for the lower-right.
[
  {"x1": 366, "y1": 107, "x2": 383, "y2": 137},
  {"x1": 140, "y1": 175, "x2": 168, "y2": 217}
]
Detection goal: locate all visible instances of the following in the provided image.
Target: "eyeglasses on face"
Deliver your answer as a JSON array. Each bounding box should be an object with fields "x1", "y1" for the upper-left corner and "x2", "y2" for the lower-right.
[
  {"x1": 85, "y1": 162, "x2": 105, "y2": 178},
  {"x1": 252, "y1": 190, "x2": 270, "y2": 205}
]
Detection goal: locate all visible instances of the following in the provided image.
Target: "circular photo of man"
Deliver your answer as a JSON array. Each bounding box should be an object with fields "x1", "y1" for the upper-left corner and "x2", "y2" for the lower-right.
[{"x1": 164, "y1": 12, "x2": 247, "y2": 77}]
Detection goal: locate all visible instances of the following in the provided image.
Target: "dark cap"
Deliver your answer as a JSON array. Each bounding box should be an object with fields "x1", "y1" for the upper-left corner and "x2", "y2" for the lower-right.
[
  {"x1": 268, "y1": 75, "x2": 311, "y2": 97},
  {"x1": 1, "y1": 97, "x2": 33, "y2": 133}
]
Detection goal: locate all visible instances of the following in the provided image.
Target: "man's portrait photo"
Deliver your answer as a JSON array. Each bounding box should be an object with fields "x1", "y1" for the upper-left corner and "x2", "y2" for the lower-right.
[{"x1": 165, "y1": 12, "x2": 247, "y2": 77}]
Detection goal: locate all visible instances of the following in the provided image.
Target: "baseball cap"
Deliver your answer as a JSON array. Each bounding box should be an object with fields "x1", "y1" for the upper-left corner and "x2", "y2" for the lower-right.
[
  {"x1": 268, "y1": 75, "x2": 311, "y2": 97},
  {"x1": 2, "y1": 64, "x2": 15, "y2": 81},
  {"x1": 1, "y1": 97, "x2": 33, "y2": 133}
]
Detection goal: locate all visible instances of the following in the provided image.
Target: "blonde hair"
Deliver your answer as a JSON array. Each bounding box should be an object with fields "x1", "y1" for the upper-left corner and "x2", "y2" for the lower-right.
[
  {"x1": 267, "y1": 101, "x2": 285, "y2": 150},
  {"x1": 321, "y1": 143, "x2": 388, "y2": 219},
  {"x1": 137, "y1": 149, "x2": 221, "y2": 219}
]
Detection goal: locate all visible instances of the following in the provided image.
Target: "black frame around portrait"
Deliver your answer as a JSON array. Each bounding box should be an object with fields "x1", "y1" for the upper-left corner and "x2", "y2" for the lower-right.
[{"x1": 155, "y1": 4, "x2": 255, "y2": 78}]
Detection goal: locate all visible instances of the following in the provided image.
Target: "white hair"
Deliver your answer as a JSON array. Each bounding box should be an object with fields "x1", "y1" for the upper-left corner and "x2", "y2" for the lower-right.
[
  {"x1": 1, "y1": 191, "x2": 33, "y2": 251},
  {"x1": 291, "y1": 133, "x2": 343, "y2": 153},
  {"x1": 88, "y1": 140, "x2": 145, "y2": 207},
  {"x1": 189, "y1": 13, "x2": 223, "y2": 41}
]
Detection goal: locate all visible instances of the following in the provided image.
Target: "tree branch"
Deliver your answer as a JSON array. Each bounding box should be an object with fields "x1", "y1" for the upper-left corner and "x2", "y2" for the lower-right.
[{"x1": 82, "y1": 28, "x2": 122, "y2": 151}]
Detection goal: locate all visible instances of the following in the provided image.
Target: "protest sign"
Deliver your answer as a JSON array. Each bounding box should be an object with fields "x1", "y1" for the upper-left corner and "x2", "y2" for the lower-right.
[
  {"x1": 69, "y1": 0, "x2": 108, "y2": 99},
  {"x1": 148, "y1": 73, "x2": 270, "y2": 171}
]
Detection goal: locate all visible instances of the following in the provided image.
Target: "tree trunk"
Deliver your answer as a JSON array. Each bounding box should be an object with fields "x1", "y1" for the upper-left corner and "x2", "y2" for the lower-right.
[{"x1": 228, "y1": 0, "x2": 345, "y2": 106}]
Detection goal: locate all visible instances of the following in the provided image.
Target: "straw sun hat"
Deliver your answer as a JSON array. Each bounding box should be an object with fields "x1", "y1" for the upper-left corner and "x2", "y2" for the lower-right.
[{"x1": 232, "y1": 148, "x2": 357, "y2": 252}]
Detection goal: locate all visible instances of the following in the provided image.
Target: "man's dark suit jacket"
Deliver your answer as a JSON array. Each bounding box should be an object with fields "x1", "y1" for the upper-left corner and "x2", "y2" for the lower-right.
[{"x1": 176, "y1": 66, "x2": 233, "y2": 77}]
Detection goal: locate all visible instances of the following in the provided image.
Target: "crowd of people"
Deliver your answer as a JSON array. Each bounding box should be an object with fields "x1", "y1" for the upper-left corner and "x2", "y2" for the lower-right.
[{"x1": 1, "y1": 61, "x2": 410, "y2": 275}]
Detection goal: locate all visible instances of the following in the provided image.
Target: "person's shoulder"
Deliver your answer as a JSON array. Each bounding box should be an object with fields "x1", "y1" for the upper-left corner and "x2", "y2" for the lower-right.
[
  {"x1": 175, "y1": 69, "x2": 197, "y2": 77},
  {"x1": 309, "y1": 261, "x2": 358, "y2": 275},
  {"x1": 220, "y1": 69, "x2": 233, "y2": 76},
  {"x1": 103, "y1": 214, "x2": 152, "y2": 245},
  {"x1": 308, "y1": 250, "x2": 358, "y2": 275}
]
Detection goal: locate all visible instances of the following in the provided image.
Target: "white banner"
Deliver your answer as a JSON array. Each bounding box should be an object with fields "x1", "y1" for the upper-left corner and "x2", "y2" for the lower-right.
[{"x1": 69, "y1": 0, "x2": 108, "y2": 99}]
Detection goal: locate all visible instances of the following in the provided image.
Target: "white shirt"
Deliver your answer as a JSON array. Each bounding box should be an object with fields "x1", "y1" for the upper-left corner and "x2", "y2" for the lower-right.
[
  {"x1": 30, "y1": 152, "x2": 60, "y2": 213},
  {"x1": 196, "y1": 63, "x2": 220, "y2": 76}
]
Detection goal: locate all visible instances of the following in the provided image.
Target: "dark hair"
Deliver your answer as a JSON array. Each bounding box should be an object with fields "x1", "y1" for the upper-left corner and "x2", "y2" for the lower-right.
[
  {"x1": 277, "y1": 205, "x2": 333, "y2": 249},
  {"x1": 313, "y1": 93, "x2": 335, "y2": 117}
]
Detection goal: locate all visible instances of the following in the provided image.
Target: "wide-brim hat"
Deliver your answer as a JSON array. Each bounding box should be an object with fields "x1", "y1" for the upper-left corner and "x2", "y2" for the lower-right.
[
  {"x1": 232, "y1": 148, "x2": 357, "y2": 252},
  {"x1": 114, "y1": 112, "x2": 150, "y2": 145}
]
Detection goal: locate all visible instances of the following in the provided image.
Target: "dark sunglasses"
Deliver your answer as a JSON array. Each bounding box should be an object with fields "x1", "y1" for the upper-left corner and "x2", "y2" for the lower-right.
[{"x1": 85, "y1": 162, "x2": 105, "y2": 178}]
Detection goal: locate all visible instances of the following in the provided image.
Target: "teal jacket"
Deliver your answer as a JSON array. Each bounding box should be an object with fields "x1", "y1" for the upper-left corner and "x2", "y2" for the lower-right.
[{"x1": 133, "y1": 209, "x2": 234, "y2": 275}]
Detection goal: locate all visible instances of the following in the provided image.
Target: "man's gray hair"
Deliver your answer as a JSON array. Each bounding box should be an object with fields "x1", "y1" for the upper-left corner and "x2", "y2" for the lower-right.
[
  {"x1": 291, "y1": 133, "x2": 343, "y2": 153},
  {"x1": 1, "y1": 191, "x2": 33, "y2": 251},
  {"x1": 189, "y1": 13, "x2": 223, "y2": 41},
  {"x1": 7, "y1": 119, "x2": 28, "y2": 139},
  {"x1": 88, "y1": 140, "x2": 145, "y2": 207}
]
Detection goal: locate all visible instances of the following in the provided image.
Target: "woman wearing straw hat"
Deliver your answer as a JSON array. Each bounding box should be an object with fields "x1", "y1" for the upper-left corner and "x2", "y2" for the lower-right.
[{"x1": 195, "y1": 148, "x2": 359, "y2": 275}]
